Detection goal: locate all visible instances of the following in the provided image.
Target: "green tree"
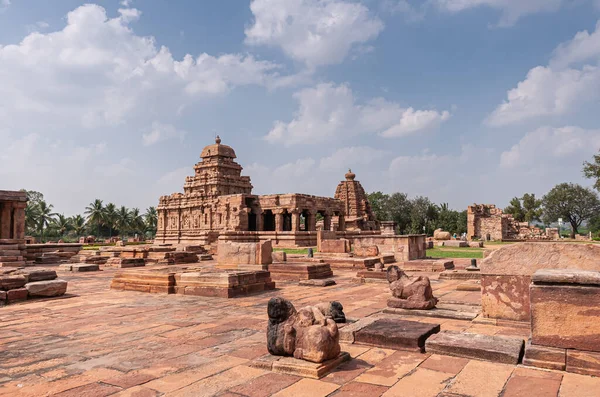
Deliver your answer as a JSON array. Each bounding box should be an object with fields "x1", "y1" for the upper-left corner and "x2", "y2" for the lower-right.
[
  {"x1": 103, "y1": 203, "x2": 117, "y2": 238},
  {"x1": 367, "y1": 192, "x2": 390, "y2": 221},
  {"x1": 37, "y1": 201, "x2": 57, "y2": 241},
  {"x1": 115, "y1": 206, "x2": 131, "y2": 236},
  {"x1": 542, "y1": 183, "x2": 600, "y2": 238},
  {"x1": 129, "y1": 208, "x2": 144, "y2": 236},
  {"x1": 436, "y1": 203, "x2": 459, "y2": 234},
  {"x1": 387, "y1": 193, "x2": 412, "y2": 234},
  {"x1": 85, "y1": 199, "x2": 105, "y2": 238},
  {"x1": 144, "y1": 207, "x2": 158, "y2": 237},
  {"x1": 504, "y1": 197, "x2": 525, "y2": 222},
  {"x1": 409, "y1": 196, "x2": 438, "y2": 235},
  {"x1": 456, "y1": 210, "x2": 468, "y2": 235},
  {"x1": 21, "y1": 190, "x2": 44, "y2": 235},
  {"x1": 71, "y1": 215, "x2": 86, "y2": 237},
  {"x1": 52, "y1": 214, "x2": 71, "y2": 237},
  {"x1": 583, "y1": 150, "x2": 600, "y2": 191},
  {"x1": 522, "y1": 193, "x2": 543, "y2": 222}
]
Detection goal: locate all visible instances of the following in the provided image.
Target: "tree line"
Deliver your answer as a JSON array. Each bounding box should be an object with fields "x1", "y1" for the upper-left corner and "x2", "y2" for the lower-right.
[
  {"x1": 368, "y1": 150, "x2": 600, "y2": 240},
  {"x1": 367, "y1": 193, "x2": 468, "y2": 236},
  {"x1": 22, "y1": 190, "x2": 158, "y2": 242}
]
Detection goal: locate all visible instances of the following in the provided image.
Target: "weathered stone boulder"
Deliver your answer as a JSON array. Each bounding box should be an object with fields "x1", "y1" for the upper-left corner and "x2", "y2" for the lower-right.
[
  {"x1": 433, "y1": 228, "x2": 451, "y2": 241},
  {"x1": 386, "y1": 265, "x2": 438, "y2": 310},
  {"x1": 25, "y1": 279, "x2": 68, "y2": 297},
  {"x1": 480, "y1": 243, "x2": 600, "y2": 321},
  {"x1": 267, "y1": 297, "x2": 341, "y2": 363}
]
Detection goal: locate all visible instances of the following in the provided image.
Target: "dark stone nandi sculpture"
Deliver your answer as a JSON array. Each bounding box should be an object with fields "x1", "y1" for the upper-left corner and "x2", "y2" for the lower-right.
[
  {"x1": 387, "y1": 265, "x2": 438, "y2": 310},
  {"x1": 267, "y1": 297, "x2": 342, "y2": 363}
]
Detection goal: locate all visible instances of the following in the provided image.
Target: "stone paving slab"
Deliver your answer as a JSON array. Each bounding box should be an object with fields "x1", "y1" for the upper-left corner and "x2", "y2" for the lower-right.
[
  {"x1": 425, "y1": 331, "x2": 525, "y2": 364},
  {"x1": 354, "y1": 318, "x2": 440, "y2": 352}
]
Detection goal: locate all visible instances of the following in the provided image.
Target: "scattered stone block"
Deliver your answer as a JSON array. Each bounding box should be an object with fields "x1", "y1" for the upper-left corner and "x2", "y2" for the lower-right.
[
  {"x1": 299, "y1": 279, "x2": 336, "y2": 287},
  {"x1": 175, "y1": 270, "x2": 275, "y2": 298},
  {"x1": 456, "y1": 281, "x2": 480, "y2": 291},
  {"x1": 468, "y1": 241, "x2": 483, "y2": 248},
  {"x1": 400, "y1": 259, "x2": 454, "y2": 272},
  {"x1": 480, "y1": 242, "x2": 600, "y2": 321},
  {"x1": 25, "y1": 279, "x2": 68, "y2": 297},
  {"x1": 7, "y1": 287, "x2": 28, "y2": 301},
  {"x1": 425, "y1": 331, "x2": 524, "y2": 364},
  {"x1": 354, "y1": 318, "x2": 440, "y2": 352},
  {"x1": 0, "y1": 275, "x2": 27, "y2": 290},
  {"x1": 272, "y1": 251, "x2": 287, "y2": 262},
  {"x1": 439, "y1": 270, "x2": 481, "y2": 280},
  {"x1": 438, "y1": 240, "x2": 468, "y2": 247},
  {"x1": 16, "y1": 269, "x2": 57, "y2": 282},
  {"x1": 523, "y1": 339, "x2": 566, "y2": 371},
  {"x1": 217, "y1": 240, "x2": 272, "y2": 267},
  {"x1": 251, "y1": 352, "x2": 350, "y2": 379},
  {"x1": 106, "y1": 258, "x2": 146, "y2": 268},
  {"x1": 566, "y1": 349, "x2": 600, "y2": 377},
  {"x1": 530, "y1": 269, "x2": 600, "y2": 352},
  {"x1": 268, "y1": 263, "x2": 332, "y2": 281},
  {"x1": 71, "y1": 264, "x2": 100, "y2": 272}
]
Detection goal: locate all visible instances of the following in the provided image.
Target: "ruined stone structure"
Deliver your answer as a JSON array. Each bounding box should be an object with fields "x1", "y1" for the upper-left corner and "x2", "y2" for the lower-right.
[
  {"x1": 334, "y1": 170, "x2": 379, "y2": 231},
  {"x1": 0, "y1": 190, "x2": 27, "y2": 241},
  {"x1": 156, "y1": 138, "x2": 380, "y2": 247},
  {"x1": 467, "y1": 204, "x2": 550, "y2": 241}
]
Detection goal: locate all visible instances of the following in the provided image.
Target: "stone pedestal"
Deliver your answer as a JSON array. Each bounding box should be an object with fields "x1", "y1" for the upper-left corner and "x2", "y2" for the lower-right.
[
  {"x1": 251, "y1": 352, "x2": 350, "y2": 379},
  {"x1": 354, "y1": 318, "x2": 440, "y2": 352}
]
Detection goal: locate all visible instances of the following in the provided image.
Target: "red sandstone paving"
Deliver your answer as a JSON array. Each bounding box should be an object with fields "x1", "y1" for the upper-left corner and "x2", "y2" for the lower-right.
[{"x1": 1, "y1": 264, "x2": 600, "y2": 396}]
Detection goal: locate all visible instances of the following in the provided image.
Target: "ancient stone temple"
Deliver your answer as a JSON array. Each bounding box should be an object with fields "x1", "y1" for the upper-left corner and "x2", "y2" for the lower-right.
[
  {"x1": 334, "y1": 170, "x2": 379, "y2": 231},
  {"x1": 0, "y1": 190, "x2": 27, "y2": 241},
  {"x1": 467, "y1": 204, "x2": 549, "y2": 241},
  {"x1": 156, "y1": 137, "x2": 346, "y2": 247}
]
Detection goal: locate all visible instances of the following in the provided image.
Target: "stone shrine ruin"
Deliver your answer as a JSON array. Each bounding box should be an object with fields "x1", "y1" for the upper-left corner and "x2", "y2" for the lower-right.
[
  {"x1": 156, "y1": 137, "x2": 378, "y2": 248},
  {"x1": 467, "y1": 204, "x2": 551, "y2": 241}
]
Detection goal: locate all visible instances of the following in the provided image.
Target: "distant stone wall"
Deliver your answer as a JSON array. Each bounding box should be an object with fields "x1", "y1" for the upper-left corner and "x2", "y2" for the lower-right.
[
  {"x1": 217, "y1": 239, "x2": 272, "y2": 266},
  {"x1": 352, "y1": 234, "x2": 426, "y2": 262}
]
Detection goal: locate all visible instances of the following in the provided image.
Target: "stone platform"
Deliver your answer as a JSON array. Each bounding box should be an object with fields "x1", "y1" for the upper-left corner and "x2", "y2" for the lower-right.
[
  {"x1": 400, "y1": 259, "x2": 454, "y2": 272},
  {"x1": 251, "y1": 352, "x2": 350, "y2": 379},
  {"x1": 268, "y1": 262, "x2": 333, "y2": 281},
  {"x1": 425, "y1": 331, "x2": 524, "y2": 364},
  {"x1": 354, "y1": 318, "x2": 440, "y2": 352},
  {"x1": 59, "y1": 263, "x2": 101, "y2": 272},
  {"x1": 353, "y1": 269, "x2": 388, "y2": 283},
  {"x1": 439, "y1": 269, "x2": 481, "y2": 280},
  {"x1": 310, "y1": 252, "x2": 393, "y2": 269},
  {"x1": 384, "y1": 303, "x2": 479, "y2": 321},
  {"x1": 111, "y1": 267, "x2": 275, "y2": 298}
]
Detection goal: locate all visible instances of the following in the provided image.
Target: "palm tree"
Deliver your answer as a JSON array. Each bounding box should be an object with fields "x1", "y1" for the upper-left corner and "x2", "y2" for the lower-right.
[
  {"x1": 25, "y1": 203, "x2": 40, "y2": 235},
  {"x1": 52, "y1": 214, "x2": 71, "y2": 238},
  {"x1": 71, "y1": 215, "x2": 86, "y2": 237},
  {"x1": 37, "y1": 201, "x2": 57, "y2": 241},
  {"x1": 144, "y1": 207, "x2": 158, "y2": 237},
  {"x1": 129, "y1": 208, "x2": 144, "y2": 236},
  {"x1": 115, "y1": 206, "x2": 131, "y2": 237},
  {"x1": 85, "y1": 199, "x2": 105, "y2": 238},
  {"x1": 103, "y1": 203, "x2": 117, "y2": 238}
]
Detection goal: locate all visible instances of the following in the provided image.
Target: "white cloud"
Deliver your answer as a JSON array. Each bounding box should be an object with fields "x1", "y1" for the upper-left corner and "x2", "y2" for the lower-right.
[
  {"x1": 265, "y1": 83, "x2": 450, "y2": 145},
  {"x1": 142, "y1": 122, "x2": 187, "y2": 146},
  {"x1": 500, "y1": 126, "x2": 600, "y2": 168},
  {"x1": 1, "y1": 0, "x2": 10, "y2": 8},
  {"x1": 245, "y1": 0, "x2": 384, "y2": 67},
  {"x1": 319, "y1": 146, "x2": 388, "y2": 171},
  {"x1": 26, "y1": 21, "x2": 50, "y2": 33},
  {"x1": 487, "y1": 20, "x2": 600, "y2": 126},
  {"x1": 435, "y1": 0, "x2": 564, "y2": 27},
  {"x1": 0, "y1": 4, "x2": 282, "y2": 133}
]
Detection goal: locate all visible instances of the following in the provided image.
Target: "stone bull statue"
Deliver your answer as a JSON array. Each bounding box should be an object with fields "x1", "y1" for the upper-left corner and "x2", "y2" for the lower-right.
[
  {"x1": 267, "y1": 297, "x2": 343, "y2": 363},
  {"x1": 387, "y1": 265, "x2": 438, "y2": 310}
]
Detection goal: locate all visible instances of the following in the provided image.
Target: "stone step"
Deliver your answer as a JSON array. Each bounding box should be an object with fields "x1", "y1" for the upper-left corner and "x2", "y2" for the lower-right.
[
  {"x1": 383, "y1": 307, "x2": 479, "y2": 321},
  {"x1": 354, "y1": 318, "x2": 440, "y2": 352},
  {"x1": 425, "y1": 331, "x2": 524, "y2": 364},
  {"x1": 0, "y1": 261, "x2": 26, "y2": 268}
]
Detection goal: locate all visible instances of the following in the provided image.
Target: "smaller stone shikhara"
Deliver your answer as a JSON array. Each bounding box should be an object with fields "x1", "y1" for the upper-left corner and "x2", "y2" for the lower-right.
[
  {"x1": 267, "y1": 297, "x2": 345, "y2": 363},
  {"x1": 387, "y1": 265, "x2": 438, "y2": 310}
]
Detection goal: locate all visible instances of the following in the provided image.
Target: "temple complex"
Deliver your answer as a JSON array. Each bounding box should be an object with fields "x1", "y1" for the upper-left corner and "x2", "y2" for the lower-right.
[
  {"x1": 334, "y1": 170, "x2": 379, "y2": 231},
  {"x1": 0, "y1": 190, "x2": 27, "y2": 241},
  {"x1": 467, "y1": 203, "x2": 550, "y2": 241},
  {"x1": 157, "y1": 137, "x2": 383, "y2": 247}
]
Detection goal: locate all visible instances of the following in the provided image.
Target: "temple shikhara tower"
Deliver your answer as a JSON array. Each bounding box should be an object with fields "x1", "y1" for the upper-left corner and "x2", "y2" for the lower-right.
[
  {"x1": 334, "y1": 170, "x2": 379, "y2": 231},
  {"x1": 157, "y1": 137, "x2": 381, "y2": 247}
]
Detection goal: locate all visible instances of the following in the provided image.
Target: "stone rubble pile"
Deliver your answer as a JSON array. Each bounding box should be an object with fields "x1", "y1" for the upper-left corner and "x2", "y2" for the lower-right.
[{"x1": 0, "y1": 267, "x2": 67, "y2": 304}]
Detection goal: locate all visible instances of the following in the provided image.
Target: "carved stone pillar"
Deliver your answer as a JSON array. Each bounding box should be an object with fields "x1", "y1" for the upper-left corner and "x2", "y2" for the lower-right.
[
  {"x1": 324, "y1": 213, "x2": 332, "y2": 231},
  {"x1": 275, "y1": 210, "x2": 284, "y2": 232},
  {"x1": 306, "y1": 211, "x2": 316, "y2": 232},
  {"x1": 0, "y1": 202, "x2": 12, "y2": 240},
  {"x1": 291, "y1": 209, "x2": 300, "y2": 232},
  {"x1": 338, "y1": 214, "x2": 346, "y2": 232},
  {"x1": 256, "y1": 210, "x2": 264, "y2": 232}
]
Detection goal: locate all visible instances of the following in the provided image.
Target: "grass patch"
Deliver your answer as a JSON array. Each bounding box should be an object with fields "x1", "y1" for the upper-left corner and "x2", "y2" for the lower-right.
[
  {"x1": 427, "y1": 247, "x2": 483, "y2": 259},
  {"x1": 273, "y1": 248, "x2": 310, "y2": 255}
]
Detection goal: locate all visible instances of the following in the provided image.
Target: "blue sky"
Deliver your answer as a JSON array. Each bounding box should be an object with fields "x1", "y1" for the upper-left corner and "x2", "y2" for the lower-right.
[{"x1": 1, "y1": 0, "x2": 599, "y2": 216}]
